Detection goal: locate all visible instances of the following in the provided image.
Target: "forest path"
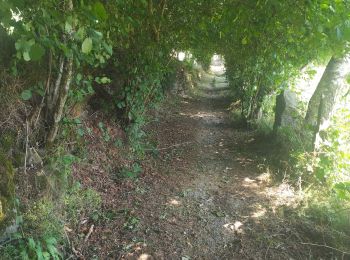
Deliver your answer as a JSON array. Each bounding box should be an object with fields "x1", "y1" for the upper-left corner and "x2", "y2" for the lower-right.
[
  {"x1": 78, "y1": 61, "x2": 328, "y2": 259},
  {"x1": 115, "y1": 66, "x2": 309, "y2": 259}
]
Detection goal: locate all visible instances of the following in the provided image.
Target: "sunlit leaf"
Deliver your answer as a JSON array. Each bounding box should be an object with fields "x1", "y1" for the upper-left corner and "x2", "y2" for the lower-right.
[
  {"x1": 100, "y1": 77, "x2": 111, "y2": 84},
  {"x1": 23, "y1": 51, "x2": 30, "y2": 61},
  {"x1": 241, "y1": 36, "x2": 248, "y2": 45},
  {"x1": 82, "y1": 37, "x2": 93, "y2": 54}
]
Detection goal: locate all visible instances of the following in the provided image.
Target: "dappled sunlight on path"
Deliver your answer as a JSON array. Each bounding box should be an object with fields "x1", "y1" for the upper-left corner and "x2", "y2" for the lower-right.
[
  {"x1": 80, "y1": 57, "x2": 333, "y2": 259},
  {"x1": 113, "y1": 57, "x2": 313, "y2": 260}
]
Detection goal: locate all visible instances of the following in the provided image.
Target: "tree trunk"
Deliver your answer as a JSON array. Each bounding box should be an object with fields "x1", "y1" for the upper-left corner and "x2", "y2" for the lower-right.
[
  {"x1": 45, "y1": 0, "x2": 74, "y2": 145},
  {"x1": 248, "y1": 84, "x2": 265, "y2": 121},
  {"x1": 273, "y1": 91, "x2": 286, "y2": 134},
  {"x1": 304, "y1": 55, "x2": 350, "y2": 150},
  {"x1": 46, "y1": 58, "x2": 73, "y2": 144}
]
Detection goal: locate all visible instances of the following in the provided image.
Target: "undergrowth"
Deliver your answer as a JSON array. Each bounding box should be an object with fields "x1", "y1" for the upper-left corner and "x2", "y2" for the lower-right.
[
  {"x1": 0, "y1": 135, "x2": 101, "y2": 259},
  {"x1": 253, "y1": 109, "x2": 350, "y2": 254}
]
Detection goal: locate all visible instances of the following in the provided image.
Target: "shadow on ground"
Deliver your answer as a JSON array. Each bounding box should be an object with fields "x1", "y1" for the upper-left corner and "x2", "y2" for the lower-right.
[{"x1": 72, "y1": 63, "x2": 348, "y2": 259}]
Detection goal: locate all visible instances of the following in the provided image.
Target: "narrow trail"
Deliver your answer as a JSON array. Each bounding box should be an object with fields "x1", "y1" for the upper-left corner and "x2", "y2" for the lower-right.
[
  {"x1": 77, "y1": 61, "x2": 328, "y2": 259},
  {"x1": 121, "y1": 66, "x2": 307, "y2": 259}
]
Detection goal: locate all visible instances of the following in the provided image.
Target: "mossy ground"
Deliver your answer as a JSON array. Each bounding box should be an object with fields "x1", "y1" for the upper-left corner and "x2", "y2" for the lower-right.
[{"x1": 0, "y1": 152, "x2": 15, "y2": 229}]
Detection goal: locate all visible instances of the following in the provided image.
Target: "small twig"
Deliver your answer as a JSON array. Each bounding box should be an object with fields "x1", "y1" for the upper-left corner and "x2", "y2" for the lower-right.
[
  {"x1": 63, "y1": 141, "x2": 78, "y2": 146},
  {"x1": 264, "y1": 244, "x2": 270, "y2": 259},
  {"x1": 0, "y1": 109, "x2": 15, "y2": 128},
  {"x1": 301, "y1": 242, "x2": 350, "y2": 255},
  {"x1": 64, "y1": 226, "x2": 71, "y2": 247},
  {"x1": 84, "y1": 224, "x2": 94, "y2": 242},
  {"x1": 72, "y1": 246, "x2": 84, "y2": 259},
  {"x1": 24, "y1": 119, "x2": 29, "y2": 175}
]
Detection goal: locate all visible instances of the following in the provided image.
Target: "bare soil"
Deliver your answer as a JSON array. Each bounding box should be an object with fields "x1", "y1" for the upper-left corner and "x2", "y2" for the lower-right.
[{"x1": 70, "y1": 70, "x2": 346, "y2": 259}]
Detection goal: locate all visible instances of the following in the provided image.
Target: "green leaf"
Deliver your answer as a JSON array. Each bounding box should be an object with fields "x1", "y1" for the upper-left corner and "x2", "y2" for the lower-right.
[
  {"x1": 45, "y1": 237, "x2": 57, "y2": 245},
  {"x1": 87, "y1": 85, "x2": 95, "y2": 94},
  {"x1": 15, "y1": 215, "x2": 23, "y2": 224},
  {"x1": 117, "y1": 101, "x2": 125, "y2": 108},
  {"x1": 77, "y1": 128, "x2": 85, "y2": 137},
  {"x1": 75, "y1": 27, "x2": 86, "y2": 40},
  {"x1": 76, "y1": 73, "x2": 83, "y2": 82},
  {"x1": 42, "y1": 251, "x2": 50, "y2": 260},
  {"x1": 82, "y1": 37, "x2": 93, "y2": 54},
  {"x1": 103, "y1": 42, "x2": 113, "y2": 55},
  {"x1": 320, "y1": 3, "x2": 328, "y2": 9},
  {"x1": 211, "y1": 210, "x2": 225, "y2": 217},
  {"x1": 35, "y1": 242, "x2": 44, "y2": 260},
  {"x1": 28, "y1": 238, "x2": 36, "y2": 250},
  {"x1": 334, "y1": 182, "x2": 350, "y2": 192},
  {"x1": 20, "y1": 250, "x2": 29, "y2": 260},
  {"x1": 23, "y1": 51, "x2": 30, "y2": 61},
  {"x1": 29, "y1": 44, "x2": 45, "y2": 61},
  {"x1": 65, "y1": 21, "x2": 73, "y2": 33},
  {"x1": 93, "y1": 2, "x2": 108, "y2": 21},
  {"x1": 346, "y1": 74, "x2": 350, "y2": 84},
  {"x1": 21, "y1": 89, "x2": 32, "y2": 100},
  {"x1": 91, "y1": 30, "x2": 103, "y2": 40},
  {"x1": 15, "y1": 40, "x2": 23, "y2": 50},
  {"x1": 241, "y1": 36, "x2": 248, "y2": 45},
  {"x1": 100, "y1": 77, "x2": 111, "y2": 84},
  {"x1": 74, "y1": 118, "x2": 82, "y2": 124},
  {"x1": 16, "y1": 38, "x2": 34, "y2": 52}
]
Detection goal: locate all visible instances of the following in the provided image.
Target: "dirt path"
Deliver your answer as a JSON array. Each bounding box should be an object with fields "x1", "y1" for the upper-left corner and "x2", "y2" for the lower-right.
[
  {"x1": 75, "y1": 65, "x2": 335, "y2": 259},
  {"x1": 114, "y1": 70, "x2": 308, "y2": 259}
]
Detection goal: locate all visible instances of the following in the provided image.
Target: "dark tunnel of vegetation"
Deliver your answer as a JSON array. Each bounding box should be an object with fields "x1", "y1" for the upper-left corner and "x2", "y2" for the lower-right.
[{"x1": 0, "y1": 0, "x2": 350, "y2": 258}]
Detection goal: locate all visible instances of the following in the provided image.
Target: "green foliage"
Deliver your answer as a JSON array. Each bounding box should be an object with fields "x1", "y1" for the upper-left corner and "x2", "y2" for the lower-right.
[
  {"x1": 29, "y1": 43, "x2": 45, "y2": 61},
  {"x1": 0, "y1": 132, "x2": 16, "y2": 153},
  {"x1": 0, "y1": 181, "x2": 101, "y2": 259},
  {"x1": 299, "y1": 189, "x2": 350, "y2": 252},
  {"x1": 1, "y1": 0, "x2": 349, "y2": 136},
  {"x1": 64, "y1": 182, "x2": 101, "y2": 226},
  {"x1": 81, "y1": 38, "x2": 93, "y2": 54},
  {"x1": 333, "y1": 182, "x2": 350, "y2": 200},
  {"x1": 114, "y1": 138, "x2": 124, "y2": 148},
  {"x1": 2, "y1": 235, "x2": 61, "y2": 260},
  {"x1": 97, "y1": 121, "x2": 111, "y2": 142},
  {"x1": 114, "y1": 47, "x2": 170, "y2": 154},
  {"x1": 1, "y1": 0, "x2": 350, "y2": 256},
  {"x1": 20, "y1": 89, "x2": 32, "y2": 100},
  {"x1": 70, "y1": 74, "x2": 95, "y2": 103},
  {"x1": 315, "y1": 108, "x2": 350, "y2": 199},
  {"x1": 23, "y1": 198, "x2": 63, "y2": 240},
  {"x1": 123, "y1": 210, "x2": 140, "y2": 231},
  {"x1": 48, "y1": 148, "x2": 77, "y2": 177},
  {"x1": 123, "y1": 215, "x2": 140, "y2": 231},
  {"x1": 0, "y1": 196, "x2": 63, "y2": 259},
  {"x1": 126, "y1": 119, "x2": 147, "y2": 156},
  {"x1": 272, "y1": 105, "x2": 350, "y2": 203},
  {"x1": 118, "y1": 163, "x2": 142, "y2": 180},
  {"x1": 7, "y1": 1, "x2": 113, "y2": 66},
  {"x1": 219, "y1": 0, "x2": 350, "y2": 119}
]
